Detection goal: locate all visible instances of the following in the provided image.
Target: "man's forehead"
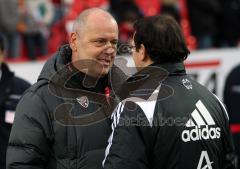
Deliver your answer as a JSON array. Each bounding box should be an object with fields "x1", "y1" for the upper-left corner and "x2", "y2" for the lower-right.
[
  {"x1": 87, "y1": 19, "x2": 117, "y2": 31},
  {"x1": 88, "y1": 32, "x2": 118, "y2": 40},
  {"x1": 87, "y1": 11, "x2": 114, "y2": 22},
  {"x1": 82, "y1": 22, "x2": 118, "y2": 38},
  {"x1": 76, "y1": 12, "x2": 118, "y2": 38}
]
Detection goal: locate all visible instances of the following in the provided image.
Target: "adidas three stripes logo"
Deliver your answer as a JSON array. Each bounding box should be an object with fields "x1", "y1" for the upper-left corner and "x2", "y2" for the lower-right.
[{"x1": 182, "y1": 100, "x2": 221, "y2": 142}]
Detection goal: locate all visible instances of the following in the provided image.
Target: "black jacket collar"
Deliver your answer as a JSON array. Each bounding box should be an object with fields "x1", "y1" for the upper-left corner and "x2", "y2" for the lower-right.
[
  {"x1": 0, "y1": 63, "x2": 14, "y2": 83},
  {"x1": 117, "y1": 62, "x2": 186, "y2": 101}
]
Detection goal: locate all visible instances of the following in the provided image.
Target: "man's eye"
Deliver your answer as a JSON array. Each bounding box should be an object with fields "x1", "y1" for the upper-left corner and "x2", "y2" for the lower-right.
[
  {"x1": 95, "y1": 39, "x2": 106, "y2": 45},
  {"x1": 111, "y1": 40, "x2": 118, "y2": 46}
]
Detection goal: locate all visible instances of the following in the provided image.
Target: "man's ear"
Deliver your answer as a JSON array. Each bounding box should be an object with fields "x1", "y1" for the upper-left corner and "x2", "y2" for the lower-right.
[
  {"x1": 69, "y1": 32, "x2": 77, "y2": 52},
  {"x1": 140, "y1": 44, "x2": 153, "y2": 64},
  {"x1": 139, "y1": 44, "x2": 146, "y2": 61}
]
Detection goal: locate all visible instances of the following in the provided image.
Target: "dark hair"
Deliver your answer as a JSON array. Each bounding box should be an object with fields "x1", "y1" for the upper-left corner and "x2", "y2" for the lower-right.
[
  {"x1": 133, "y1": 15, "x2": 190, "y2": 63},
  {"x1": 0, "y1": 34, "x2": 4, "y2": 51}
]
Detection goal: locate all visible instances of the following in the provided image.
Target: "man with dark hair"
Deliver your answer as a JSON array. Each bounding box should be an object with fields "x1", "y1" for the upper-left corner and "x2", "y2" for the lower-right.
[
  {"x1": 103, "y1": 15, "x2": 236, "y2": 169},
  {"x1": 6, "y1": 8, "x2": 125, "y2": 169},
  {"x1": 0, "y1": 34, "x2": 31, "y2": 169}
]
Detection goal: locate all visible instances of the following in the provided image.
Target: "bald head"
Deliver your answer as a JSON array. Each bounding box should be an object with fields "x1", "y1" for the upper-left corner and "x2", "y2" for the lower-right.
[
  {"x1": 69, "y1": 7, "x2": 118, "y2": 77},
  {"x1": 72, "y1": 8, "x2": 118, "y2": 35}
]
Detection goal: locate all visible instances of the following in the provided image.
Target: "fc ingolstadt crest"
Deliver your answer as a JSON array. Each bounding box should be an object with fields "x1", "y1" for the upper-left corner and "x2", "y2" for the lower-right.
[{"x1": 76, "y1": 96, "x2": 89, "y2": 108}]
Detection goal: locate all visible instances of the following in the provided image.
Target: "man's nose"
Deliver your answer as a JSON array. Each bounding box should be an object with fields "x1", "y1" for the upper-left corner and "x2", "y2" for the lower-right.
[{"x1": 104, "y1": 45, "x2": 116, "y2": 54}]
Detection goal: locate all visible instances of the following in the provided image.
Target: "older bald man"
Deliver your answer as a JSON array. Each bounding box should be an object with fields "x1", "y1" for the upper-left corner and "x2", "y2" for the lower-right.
[{"x1": 6, "y1": 8, "x2": 124, "y2": 169}]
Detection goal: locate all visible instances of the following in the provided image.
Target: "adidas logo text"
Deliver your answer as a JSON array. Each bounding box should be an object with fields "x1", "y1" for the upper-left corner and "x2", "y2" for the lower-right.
[
  {"x1": 181, "y1": 100, "x2": 221, "y2": 142},
  {"x1": 182, "y1": 125, "x2": 221, "y2": 142}
]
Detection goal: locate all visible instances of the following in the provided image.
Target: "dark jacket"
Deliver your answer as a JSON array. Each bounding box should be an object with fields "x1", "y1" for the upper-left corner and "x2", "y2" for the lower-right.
[
  {"x1": 224, "y1": 65, "x2": 240, "y2": 169},
  {"x1": 0, "y1": 63, "x2": 30, "y2": 169},
  {"x1": 6, "y1": 45, "x2": 125, "y2": 169},
  {"x1": 103, "y1": 62, "x2": 236, "y2": 169}
]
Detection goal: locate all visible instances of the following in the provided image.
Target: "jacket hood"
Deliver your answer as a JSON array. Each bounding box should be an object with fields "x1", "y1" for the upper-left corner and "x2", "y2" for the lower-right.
[
  {"x1": 0, "y1": 62, "x2": 14, "y2": 82},
  {"x1": 37, "y1": 44, "x2": 72, "y2": 83}
]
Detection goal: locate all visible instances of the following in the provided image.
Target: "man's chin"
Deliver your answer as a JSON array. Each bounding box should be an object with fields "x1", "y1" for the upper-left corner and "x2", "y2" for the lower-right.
[
  {"x1": 100, "y1": 67, "x2": 110, "y2": 76},
  {"x1": 87, "y1": 67, "x2": 110, "y2": 78}
]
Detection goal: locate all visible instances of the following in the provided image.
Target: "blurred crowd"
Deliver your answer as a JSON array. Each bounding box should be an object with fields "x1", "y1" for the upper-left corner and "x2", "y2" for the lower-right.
[{"x1": 0, "y1": 0, "x2": 240, "y2": 61}]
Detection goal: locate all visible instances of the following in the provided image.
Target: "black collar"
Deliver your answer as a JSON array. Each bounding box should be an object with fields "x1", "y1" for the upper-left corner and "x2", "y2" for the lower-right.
[
  {"x1": 65, "y1": 63, "x2": 109, "y2": 94},
  {"x1": 0, "y1": 63, "x2": 14, "y2": 83},
  {"x1": 117, "y1": 62, "x2": 186, "y2": 101}
]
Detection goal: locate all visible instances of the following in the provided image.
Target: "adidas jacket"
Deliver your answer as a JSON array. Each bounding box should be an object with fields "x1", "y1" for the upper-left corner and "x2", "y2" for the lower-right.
[{"x1": 103, "y1": 62, "x2": 236, "y2": 169}]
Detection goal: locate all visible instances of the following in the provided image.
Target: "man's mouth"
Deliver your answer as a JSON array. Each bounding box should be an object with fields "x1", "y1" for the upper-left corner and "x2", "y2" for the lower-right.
[{"x1": 98, "y1": 58, "x2": 111, "y2": 67}]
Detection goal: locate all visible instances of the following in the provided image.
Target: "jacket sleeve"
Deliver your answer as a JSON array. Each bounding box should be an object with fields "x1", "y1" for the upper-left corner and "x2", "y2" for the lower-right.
[
  {"x1": 103, "y1": 102, "x2": 150, "y2": 169},
  {"x1": 223, "y1": 125, "x2": 238, "y2": 169},
  {"x1": 6, "y1": 91, "x2": 53, "y2": 169},
  {"x1": 222, "y1": 111, "x2": 238, "y2": 169}
]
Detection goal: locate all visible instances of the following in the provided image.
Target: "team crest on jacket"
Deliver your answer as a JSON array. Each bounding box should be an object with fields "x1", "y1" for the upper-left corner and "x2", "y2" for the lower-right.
[
  {"x1": 77, "y1": 96, "x2": 89, "y2": 108},
  {"x1": 182, "y1": 78, "x2": 192, "y2": 90}
]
